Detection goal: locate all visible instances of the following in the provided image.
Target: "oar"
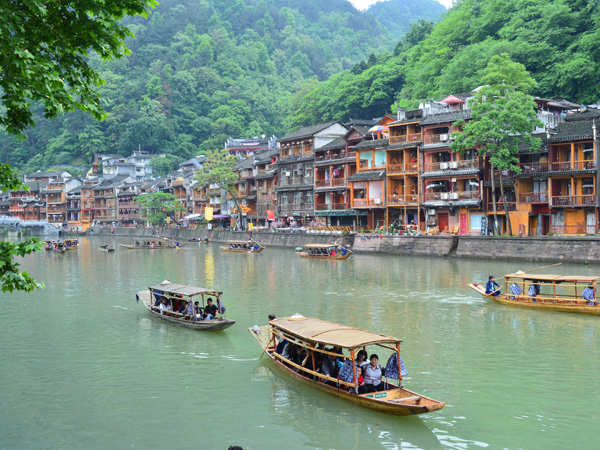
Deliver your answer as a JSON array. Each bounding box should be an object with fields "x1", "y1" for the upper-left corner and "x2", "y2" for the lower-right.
[
  {"x1": 482, "y1": 287, "x2": 502, "y2": 300},
  {"x1": 260, "y1": 334, "x2": 276, "y2": 359}
]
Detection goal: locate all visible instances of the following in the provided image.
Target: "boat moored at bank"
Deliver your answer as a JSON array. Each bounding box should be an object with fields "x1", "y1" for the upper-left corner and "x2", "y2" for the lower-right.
[
  {"x1": 249, "y1": 315, "x2": 445, "y2": 416},
  {"x1": 220, "y1": 239, "x2": 264, "y2": 253},
  {"x1": 120, "y1": 239, "x2": 185, "y2": 249},
  {"x1": 297, "y1": 244, "x2": 352, "y2": 259},
  {"x1": 469, "y1": 270, "x2": 600, "y2": 315},
  {"x1": 136, "y1": 281, "x2": 235, "y2": 331}
]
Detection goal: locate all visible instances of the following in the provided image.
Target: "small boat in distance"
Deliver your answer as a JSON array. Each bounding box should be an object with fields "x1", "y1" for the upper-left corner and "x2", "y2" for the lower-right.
[
  {"x1": 249, "y1": 315, "x2": 445, "y2": 416},
  {"x1": 469, "y1": 270, "x2": 600, "y2": 315},
  {"x1": 136, "y1": 281, "x2": 235, "y2": 331},
  {"x1": 99, "y1": 245, "x2": 115, "y2": 252},
  {"x1": 119, "y1": 239, "x2": 185, "y2": 249},
  {"x1": 46, "y1": 241, "x2": 67, "y2": 252},
  {"x1": 297, "y1": 244, "x2": 352, "y2": 259},
  {"x1": 220, "y1": 239, "x2": 264, "y2": 253},
  {"x1": 63, "y1": 239, "x2": 79, "y2": 250},
  {"x1": 43, "y1": 240, "x2": 56, "y2": 251}
]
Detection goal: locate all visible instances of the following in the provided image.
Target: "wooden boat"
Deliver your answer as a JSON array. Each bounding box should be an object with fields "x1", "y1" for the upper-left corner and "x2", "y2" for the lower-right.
[
  {"x1": 297, "y1": 244, "x2": 352, "y2": 259},
  {"x1": 99, "y1": 245, "x2": 115, "y2": 252},
  {"x1": 43, "y1": 240, "x2": 56, "y2": 251},
  {"x1": 119, "y1": 239, "x2": 185, "y2": 249},
  {"x1": 220, "y1": 239, "x2": 264, "y2": 253},
  {"x1": 469, "y1": 271, "x2": 600, "y2": 315},
  {"x1": 249, "y1": 315, "x2": 445, "y2": 416},
  {"x1": 136, "y1": 281, "x2": 235, "y2": 331},
  {"x1": 47, "y1": 241, "x2": 67, "y2": 253},
  {"x1": 63, "y1": 239, "x2": 79, "y2": 250}
]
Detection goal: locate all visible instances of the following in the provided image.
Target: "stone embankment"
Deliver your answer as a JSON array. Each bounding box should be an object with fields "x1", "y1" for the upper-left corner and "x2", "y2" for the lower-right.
[{"x1": 86, "y1": 227, "x2": 600, "y2": 263}]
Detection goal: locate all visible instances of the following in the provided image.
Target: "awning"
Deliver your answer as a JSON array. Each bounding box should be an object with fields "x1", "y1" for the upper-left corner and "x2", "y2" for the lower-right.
[
  {"x1": 181, "y1": 213, "x2": 202, "y2": 220},
  {"x1": 441, "y1": 95, "x2": 465, "y2": 104}
]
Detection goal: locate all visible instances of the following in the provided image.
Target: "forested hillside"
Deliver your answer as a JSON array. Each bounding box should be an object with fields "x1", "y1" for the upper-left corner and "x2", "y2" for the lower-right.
[
  {"x1": 291, "y1": 0, "x2": 600, "y2": 127},
  {"x1": 367, "y1": 0, "x2": 446, "y2": 39},
  {"x1": 3, "y1": 0, "x2": 443, "y2": 173}
]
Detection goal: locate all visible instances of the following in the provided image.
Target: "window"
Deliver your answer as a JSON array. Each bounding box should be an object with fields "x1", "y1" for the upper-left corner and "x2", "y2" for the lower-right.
[{"x1": 470, "y1": 213, "x2": 483, "y2": 231}]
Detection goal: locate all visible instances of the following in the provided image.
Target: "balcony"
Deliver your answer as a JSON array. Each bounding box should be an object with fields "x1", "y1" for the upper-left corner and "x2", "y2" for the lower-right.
[
  {"x1": 550, "y1": 160, "x2": 596, "y2": 172},
  {"x1": 389, "y1": 133, "x2": 422, "y2": 145},
  {"x1": 423, "y1": 133, "x2": 452, "y2": 145},
  {"x1": 519, "y1": 192, "x2": 548, "y2": 203},
  {"x1": 315, "y1": 178, "x2": 347, "y2": 188},
  {"x1": 278, "y1": 177, "x2": 313, "y2": 188},
  {"x1": 387, "y1": 194, "x2": 419, "y2": 205},
  {"x1": 315, "y1": 151, "x2": 356, "y2": 163},
  {"x1": 315, "y1": 203, "x2": 349, "y2": 211},
  {"x1": 278, "y1": 203, "x2": 314, "y2": 215},
  {"x1": 487, "y1": 202, "x2": 517, "y2": 212},
  {"x1": 551, "y1": 195, "x2": 596, "y2": 207},
  {"x1": 281, "y1": 150, "x2": 313, "y2": 161},
  {"x1": 424, "y1": 191, "x2": 479, "y2": 202},
  {"x1": 518, "y1": 162, "x2": 548, "y2": 174},
  {"x1": 424, "y1": 159, "x2": 478, "y2": 173},
  {"x1": 352, "y1": 198, "x2": 383, "y2": 208}
]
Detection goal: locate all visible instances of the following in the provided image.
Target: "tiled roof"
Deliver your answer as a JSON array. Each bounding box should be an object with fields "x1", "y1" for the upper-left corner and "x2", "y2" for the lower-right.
[
  {"x1": 564, "y1": 108, "x2": 600, "y2": 122},
  {"x1": 344, "y1": 118, "x2": 378, "y2": 127},
  {"x1": 347, "y1": 170, "x2": 385, "y2": 182},
  {"x1": 232, "y1": 155, "x2": 255, "y2": 170},
  {"x1": 549, "y1": 120, "x2": 594, "y2": 141},
  {"x1": 354, "y1": 139, "x2": 389, "y2": 150},
  {"x1": 318, "y1": 137, "x2": 346, "y2": 151},
  {"x1": 420, "y1": 110, "x2": 471, "y2": 126},
  {"x1": 389, "y1": 117, "x2": 422, "y2": 126},
  {"x1": 255, "y1": 149, "x2": 278, "y2": 163},
  {"x1": 280, "y1": 122, "x2": 338, "y2": 141}
]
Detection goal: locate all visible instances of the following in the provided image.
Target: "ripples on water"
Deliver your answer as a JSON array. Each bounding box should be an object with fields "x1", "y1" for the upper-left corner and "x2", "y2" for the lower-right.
[{"x1": 1, "y1": 237, "x2": 600, "y2": 449}]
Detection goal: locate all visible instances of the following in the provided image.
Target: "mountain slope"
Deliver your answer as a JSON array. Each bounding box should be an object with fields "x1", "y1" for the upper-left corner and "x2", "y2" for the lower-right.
[{"x1": 367, "y1": 0, "x2": 446, "y2": 39}]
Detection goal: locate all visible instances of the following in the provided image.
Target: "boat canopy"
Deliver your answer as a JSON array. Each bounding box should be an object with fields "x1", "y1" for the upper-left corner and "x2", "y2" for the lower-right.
[
  {"x1": 149, "y1": 283, "x2": 223, "y2": 297},
  {"x1": 271, "y1": 316, "x2": 401, "y2": 349},
  {"x1": 303, "y1": 244, "x2": 340, "y2": 249},
  {"x1": 505, "y1": 273, "x2": 600, "y2": 283},
  {"x1": 226, "y1": 240, "x2": 254, "y2": 244}
]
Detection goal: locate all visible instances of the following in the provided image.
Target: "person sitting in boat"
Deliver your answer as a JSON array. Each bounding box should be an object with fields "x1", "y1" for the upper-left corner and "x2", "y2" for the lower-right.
[
  {"x1": 135, "y1": 241, "x2": 140, "y2": 246},
  {"x1": 229, "y1": 244, "x2": 233, "y2": 249},
  {"x1": 153, "y1": 291, "x2": 163, "y2": 307},
  {"x1": 528, "y1": 283, "x2": 541, "y2": 299},
  {"x1": 177, "y1": 300, "x2": 188, "y2": 316},
  {"x1": 321, "y1": 352, "x2": 340, "y2": 385},
  {"x1": 485, "y1": 276, "x2": 501, "y2": 296},
  {"x1": 253, "y1": 244, "x2": 259, "y2": 251},
  {"x1": 359, "y1": 354, "x2": 385, "y2": 394},
  {"x1": 583, "y1": 285, "x2": 596, "y2": 305},
  {"x1": 159, "y1": 298, "x2": 172, "y2": 315},
  {"x1": 341, "y1": 247, "x2": 348, "y2": 256},
  {"x1": 331, "y1": 248, "x2": 336, "y2": 257},
  {"x1": 203, "y1": 298, "x2": 218, "y2": 320},
  {"x1": 509, "y1": 283, "x2": 523, "y2": 299},
  {"x1": 194, "y1": 301, "x2": 203, "y2": 316},
  {"x1": 183, "y1": 301, "x2": 195, "y2": 320}
]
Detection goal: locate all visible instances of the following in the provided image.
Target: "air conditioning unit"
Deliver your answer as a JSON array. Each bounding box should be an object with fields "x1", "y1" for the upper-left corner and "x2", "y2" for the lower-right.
[
  {"x1": 374, "y1": 198, "x2": 382, "y2": 205},
  {"x1": 427, "y1": 208, "x2": 436, "y2": 215},
  {"x1": 449, "y1": 161, "x2": 458, "y2": 169},
  {"x1": 440, "y1": 193, "x2": 449, "y2": 200},
  {"x1": 439, "y1": 134, "x2": 449, "y2": 141},
  {"x1": 449, "y1": 192, "x2": 459, "y2": 200},
  {"x1": 439, "y1": 162, "x2": 449, "y2": 170}
]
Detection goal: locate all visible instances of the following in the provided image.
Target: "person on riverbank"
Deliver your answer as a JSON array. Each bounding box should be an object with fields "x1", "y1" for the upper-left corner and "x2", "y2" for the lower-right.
[{"x1": 486, "y1": 276, "x2": 501, "y2": 296}]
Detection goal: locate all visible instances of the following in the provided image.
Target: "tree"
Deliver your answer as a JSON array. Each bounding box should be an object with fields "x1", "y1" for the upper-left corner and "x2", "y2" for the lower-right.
[
  {"x1": 151, "y1": 155, "x2": 182, "y2": 176},
  {"x1": 136, "y1": 192, "x2": 184, "y2": 227},
  {"x1": 194, "y1": 149, "x2": 245, "y2": 230},
  {"x1": 451, "y1": 54, "x2": 543, "y2": 235},
  {"x1": 0, "y1": 163, "x2": 44, "y2": 293}
]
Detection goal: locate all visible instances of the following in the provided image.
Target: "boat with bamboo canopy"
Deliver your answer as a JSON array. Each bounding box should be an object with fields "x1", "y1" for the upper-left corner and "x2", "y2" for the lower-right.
[
  {"x1": 468, "y1": 263, "x2": 600, "y2": 315},
  {"x1": 61, "y1": 239, "x2": 79, "y2": 250},
  {"x1": 249, "y1": 315, "x2": 445, "y2": 416},
  {"x1": 297, "y1": 244, "x2": 352, "y2": 259},
  {"x1": 119, "y1": 239, "x2": 185, "y2": 249},
  {"x1": 220, "y1": 239, "x2": 264, "y2": 253},
  {"x1": 136, "y1": 281, "x2": 235, "y2": 331}
]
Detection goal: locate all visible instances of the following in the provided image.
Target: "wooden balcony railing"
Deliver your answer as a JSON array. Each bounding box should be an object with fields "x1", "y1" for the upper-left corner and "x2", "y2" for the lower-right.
[
  {"x1": 278, "y1": 177, "x2": 313, "y2": 187},
  {"x1": 423, "y1": 134, "x2": 452, "y2": 145},
  {"x1": 424, "y1": 159, "x2": 478, "y2": 172},
  {"x1": 315, "y1": 178, "x2": 347, "y2": 188},
  {"x1": 551, "y1": 195, "x2": 596, "y2": 207},
  {"x1": 352, "y1": 198, "x2": 383, "y2": 208},
  {"x1": 518, "y1": 162, "x2": 548, "y2": 174},
  {"x1": 519, "y1": 192, "x2": 548, "y2": 203},
  {"x1": 387, "y1": 195, "x2": 419, "y2": 205},
  {"x1": 315, "y1": 151, "x2": 356, "y2": 162},
  {"x1": 389, "y1": 133, "x2": 422, "y2": 145},
  {"x1": 281, "y1": 150, "x2": 313, "y2": 161},
  {"x1": 487, "y1": 202, "x2": 517, "y2": 211},
  {"x1": 424, "y1": 191, "x2": 479, "y2": 202},
  {"x1": 315, "y1": 203, "x2": 349, "y2": 211},
  {"x1": 550, "y1": 160, "x2": 596, "y2": 171}
]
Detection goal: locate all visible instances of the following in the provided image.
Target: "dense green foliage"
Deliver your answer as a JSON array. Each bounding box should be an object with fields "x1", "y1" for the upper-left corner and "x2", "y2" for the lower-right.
[
  {"x1": 367, "y1": 0, "x2": 446, "y2": 40},
  {"x1": 137, "y1": 192, "x2": 183, "y2": 226},
  {"x1": 291, "y1": 0, "x2": 600, "y2": 127},
  {"x1": 1, "y1": 0, "x2": 441, "y2": 173}
]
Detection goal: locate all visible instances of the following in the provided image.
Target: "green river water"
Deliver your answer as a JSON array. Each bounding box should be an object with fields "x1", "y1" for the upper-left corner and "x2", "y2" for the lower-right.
[{"x1": 1, "y1": 237, "x2": 599, "y2": 449}]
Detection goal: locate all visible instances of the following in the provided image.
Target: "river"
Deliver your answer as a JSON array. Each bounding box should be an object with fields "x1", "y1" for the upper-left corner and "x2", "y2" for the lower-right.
[{"x1": 1, "y1": 237, "x2": 599, "y2": 449}]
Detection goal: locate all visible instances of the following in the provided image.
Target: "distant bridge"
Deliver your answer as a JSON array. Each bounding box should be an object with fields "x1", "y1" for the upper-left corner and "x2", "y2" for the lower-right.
[{"x1": 0, "y1": 217, "x2": 59, "y2": 236}]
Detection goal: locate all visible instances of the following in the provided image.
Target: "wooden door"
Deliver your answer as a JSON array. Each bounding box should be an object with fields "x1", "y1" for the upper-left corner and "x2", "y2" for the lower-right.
[
  {"x1": 565, "y1": 209, "x2": 585, "y2": 234},
  {"x1": 459, "y1": 213, "x2": 468, "y2": 235},
  {"x1": 438, "y1": 212, "x2": 449, "y2": 232}
]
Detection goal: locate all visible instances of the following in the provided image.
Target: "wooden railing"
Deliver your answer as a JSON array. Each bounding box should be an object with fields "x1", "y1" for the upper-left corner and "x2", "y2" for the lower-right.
[
  {"x1": 518, "y1": 162, "x2": 548, "y2": 174},
  {"x1": 389, "y1": 133, "x2": 422, "y2": 145},
  {"x1": 550, "y1": 160, "x2": 596, "y2": 171},
  {"x1": 314, "y1": 151, "x2": 356, "y2": 162},
  {"x1": 387, "y1": 194, "x2": 419, "y2": 204},
  {"x1": 424, "y1": 191, "x2": 479, "y2": 202},
  {"x1": 550, "y1": 224, "x2": 597, "y2": 235},
  {"x1": 279, "y1": 177, "x2": 313, "y2": 187},
  {"x1": 424, "y1": 159, "x2": 478, "y2": 172},
  {"x1": 423, "y1": 134, "x2": 451, "y2": 145},
  {"x1": 352, "y1": 198, "x2": 383, "y2": 207},
  {"x1": 315, "y1": 178, "x2": 347, "y2": 187},
  {"x1": 551, "y1": 195, "x2": 596, "y2": 207},
  {"x1": 487, "y1": 202, "x2": 517, "y2": 211},
  {"x1": 519, "y1": 192, "x2": 548, "y2": 203}
]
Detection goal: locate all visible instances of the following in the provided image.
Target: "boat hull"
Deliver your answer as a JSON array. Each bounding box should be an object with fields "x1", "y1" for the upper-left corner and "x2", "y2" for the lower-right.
[
  {"x1": 469, "y1": 283, "x2": 600, "y2": 315},
  {"x1": 249, "y1": 326, "x2": 445, "y2": 416},
  {"x1": 220, "y1": 246, "x2": 263, "y2": 253},
  {"x1": 297, "y1": 251, "x2": 351, "y2": 260},
  {"x1": 137, "y1": 291, "x2": 235, "y2": 330},
  {"x1": 120, "y1": 244, "x2": 185, "y2": 249}
]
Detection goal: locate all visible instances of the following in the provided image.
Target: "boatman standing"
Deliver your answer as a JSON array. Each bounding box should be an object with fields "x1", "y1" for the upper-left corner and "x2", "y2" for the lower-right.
[{"x1": 486, "y1": 275, "x2": 501, "y2": 296}]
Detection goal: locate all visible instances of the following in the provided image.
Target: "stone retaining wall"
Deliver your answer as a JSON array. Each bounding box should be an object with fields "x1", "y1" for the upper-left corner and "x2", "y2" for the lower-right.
[{"x1": 84, "y1": 227, "x2": 600, "y2": 263}]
